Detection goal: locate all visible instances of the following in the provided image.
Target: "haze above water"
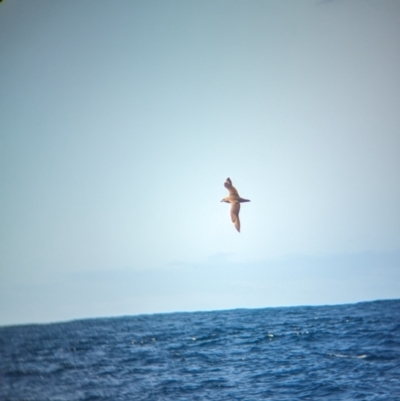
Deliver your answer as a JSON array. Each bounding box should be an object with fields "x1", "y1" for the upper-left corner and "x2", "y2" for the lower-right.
[{"x1": 1, "y1": 0, "x2": 399, "y2": 325}]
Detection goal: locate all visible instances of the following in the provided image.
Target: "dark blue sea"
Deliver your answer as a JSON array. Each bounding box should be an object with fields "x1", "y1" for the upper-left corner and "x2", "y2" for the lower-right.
[{"x1": 1, "y1": 300, "x2": 399, "y2": 400}]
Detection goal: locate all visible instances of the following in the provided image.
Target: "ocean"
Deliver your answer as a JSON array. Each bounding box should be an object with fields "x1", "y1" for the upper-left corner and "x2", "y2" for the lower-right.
[{"x1": 1, "y1": 299, "x2": 399, "y2": 400}]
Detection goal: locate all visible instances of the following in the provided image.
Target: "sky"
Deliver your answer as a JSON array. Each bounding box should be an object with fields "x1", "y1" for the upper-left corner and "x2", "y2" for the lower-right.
[{"x1": 1, "y1": 0, "x2": 400, "y2": 326}]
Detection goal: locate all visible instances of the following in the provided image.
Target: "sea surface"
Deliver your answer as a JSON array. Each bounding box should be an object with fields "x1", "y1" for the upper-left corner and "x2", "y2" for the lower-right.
[{"x1": 1, "y1": 299, "x2": 399, "y2": 400}]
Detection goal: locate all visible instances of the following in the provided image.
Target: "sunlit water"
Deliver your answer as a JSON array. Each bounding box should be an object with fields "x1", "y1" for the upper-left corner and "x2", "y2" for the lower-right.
[{"x1": 1, "y1": 300, "x2": 399, "y2": 400}]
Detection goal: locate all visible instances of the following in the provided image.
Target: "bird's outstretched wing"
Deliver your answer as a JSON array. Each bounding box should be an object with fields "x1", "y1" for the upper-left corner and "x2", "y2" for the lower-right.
[
  {"x1": 230, "y1": 201, "x2": 241, "y2": 232},
  {"x1": 224, "y1": 177, "x2": 239, "y2": 196}
]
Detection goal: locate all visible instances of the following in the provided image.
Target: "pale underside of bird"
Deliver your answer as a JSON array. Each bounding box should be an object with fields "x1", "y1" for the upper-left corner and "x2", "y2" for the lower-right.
[{"x1": 220, "y1": 177, "x2": 250, "y2": 232}]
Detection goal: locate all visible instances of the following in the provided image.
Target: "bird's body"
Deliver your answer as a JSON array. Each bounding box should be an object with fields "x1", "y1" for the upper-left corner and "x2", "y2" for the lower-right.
[{"x1": 221, "y1": 177, "x2": 250, "y2": 232}]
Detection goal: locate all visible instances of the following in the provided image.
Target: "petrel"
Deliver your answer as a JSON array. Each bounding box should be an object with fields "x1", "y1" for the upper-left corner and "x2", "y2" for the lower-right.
[{"x1": 220, "y1": 177, "x2": 250, "y2": 232}]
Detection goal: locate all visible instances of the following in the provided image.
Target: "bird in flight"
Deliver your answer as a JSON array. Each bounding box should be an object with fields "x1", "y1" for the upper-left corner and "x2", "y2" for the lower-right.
[{"x1": 221, "y1": 177, "x2": 250, "y2": 232}]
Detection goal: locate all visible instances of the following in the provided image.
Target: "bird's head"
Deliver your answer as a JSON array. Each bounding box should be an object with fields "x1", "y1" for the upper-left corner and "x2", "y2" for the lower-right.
[{"x1": 220, "y1": 198, "x2": 229, "y2": 203}]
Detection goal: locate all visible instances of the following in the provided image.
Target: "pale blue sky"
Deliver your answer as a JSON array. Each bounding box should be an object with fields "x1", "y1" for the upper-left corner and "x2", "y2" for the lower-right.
[{"x1": 1, "y1": 0, "x2": 400, "y2": 325}]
